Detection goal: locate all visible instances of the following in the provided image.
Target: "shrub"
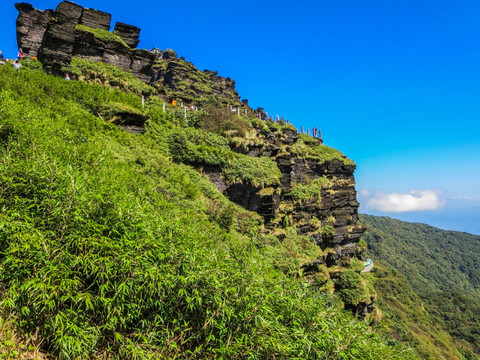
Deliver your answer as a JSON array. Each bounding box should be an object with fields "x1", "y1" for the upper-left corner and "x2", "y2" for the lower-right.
[
  {"x1": 167, "y1": 131, "x2": 191, "y2": 163},
  {"x1": 336, "y1": 270, "x2": 365, "y2": 305},
  {"x1": 321, "y1": 225, "x2": 335, "y2": 237},
  {"x1": 223, "y1": 155, "x2": 282, "y2": 188},
  {"x1": 290, "y1": 138, "x2": 355, "y2": 166},
  {"x1": 67, "y1": 58, "x2": 153, "y2": 95},
  {"x1": 287, "y1": 176, "x2": 331, "y2": 201},
  {"x1": 198, "y1": 106, "x2": 252, "y2": 137}
]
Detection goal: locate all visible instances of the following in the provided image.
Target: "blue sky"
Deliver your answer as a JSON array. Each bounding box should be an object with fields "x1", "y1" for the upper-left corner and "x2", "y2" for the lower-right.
[{"x1": 1, "y1": 0, "x2": 479, "y2": 234}]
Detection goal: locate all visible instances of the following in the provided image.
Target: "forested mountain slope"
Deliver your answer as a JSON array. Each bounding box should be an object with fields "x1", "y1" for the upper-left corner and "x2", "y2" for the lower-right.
[{"x1": 361, "y1": 214, "x2": 480, "y2": 358}]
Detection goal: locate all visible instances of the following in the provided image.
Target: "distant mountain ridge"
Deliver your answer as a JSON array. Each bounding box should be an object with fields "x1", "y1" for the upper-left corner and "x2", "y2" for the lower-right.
[
  {"x1": 361, "y1": 214, "x2": 480, "y2": 357},
  {"x1": 360, "y1": 214, "x2": 480, "y2": 300}
]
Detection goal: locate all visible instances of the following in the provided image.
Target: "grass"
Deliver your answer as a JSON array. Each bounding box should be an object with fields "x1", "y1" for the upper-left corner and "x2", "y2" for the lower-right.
[
  {"x1": 0, "y1": 316, "x2": 48, "y2": 359},
  {"x1": 0, "y1": 62, "x2": 420, "y2": 359},
  {"x1": 290, "y1": 136, "x2": 356, "y2": 166},
  {"x1": 66, "y1": 58, "x2": 153, "y2": 95},
  {"x1": 223, "y1": 155, "x2": 282, "y2": 188},
  {"x1": 76, "y1": 24, "x2": 130, "y2": 49},
  {"x1": 287, "y1": 176, "x2": 332, "y2": 201}
]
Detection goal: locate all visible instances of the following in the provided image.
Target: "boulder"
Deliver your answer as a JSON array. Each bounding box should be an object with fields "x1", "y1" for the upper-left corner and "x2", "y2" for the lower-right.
[
  {"x1": 15, "y1": 3, "x2": 53, "y2": 57},
  {"x1": 38, "y1": 1, "x2": 83, "y2": 73},
  {"x1": 79, "y1": 8, "x2": 111, "y2": 30},
  {"x1": 130, "y1": 49, "x2": 156, "y2": 82},
  {"x1": 113, "y1": 22, "x2": 140, "y2": 48}
]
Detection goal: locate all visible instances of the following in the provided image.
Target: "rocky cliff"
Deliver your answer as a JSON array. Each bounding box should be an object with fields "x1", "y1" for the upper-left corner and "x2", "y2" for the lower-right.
[
  {"x1": 15, "y1": 1, "x2": 365, "y2": 266},
  {"x1": 218, "y1": 123, "x2": 366, "y2": 265},
  {"x1": 16, "y1": 1, "x2": 244, "y2": 109}
]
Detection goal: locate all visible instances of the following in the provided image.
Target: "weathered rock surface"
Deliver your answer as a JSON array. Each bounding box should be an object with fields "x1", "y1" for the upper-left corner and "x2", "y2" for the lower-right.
[
  {"x1": 113, "y1": 22, "x2": 140, "y2": 48},
  {"x1": 38, "y1": 1, "x2": 83, "y2": 73},
  {"x1": 15, "y1": 2, "x2": 53, "y2": 57},
  {"x1": 72, "y1": 26, "x2": 104, "y2": 62},
  {"x1": 79, "y1": 8, "x2": 111, "y2": 30},
  {"x1": 206, "y1": 124, "x2": 366, "y2": 265},
  {"x1": 130, "y1": 49, "x2": 156, "y2": 83}
]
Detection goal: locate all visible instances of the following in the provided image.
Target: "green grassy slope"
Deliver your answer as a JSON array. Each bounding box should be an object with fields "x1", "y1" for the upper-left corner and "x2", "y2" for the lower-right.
[
  {"x1": 0, "y1": 62, "x2": 419, "y2": 359},
  {"x1": 361, "y1": 214, "x2": 480, "y2": 359}
]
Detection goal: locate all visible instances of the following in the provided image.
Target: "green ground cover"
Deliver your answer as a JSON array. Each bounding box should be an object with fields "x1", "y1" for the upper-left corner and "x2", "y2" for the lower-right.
[{"x1": 0, "y1": 62, "x2": 419, "y2": 359}]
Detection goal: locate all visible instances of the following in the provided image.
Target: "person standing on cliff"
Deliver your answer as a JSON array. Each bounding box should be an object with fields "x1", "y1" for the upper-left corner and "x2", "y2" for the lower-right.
[
  {"x1": 0, "y1": 51, "x2": 4, "y2": 65},
  {"x1": 18, "y1": 48, "x2": 24, "y2": 59},
  {"x1": 13, "y1": 60, "x2": 22, "y2": 70}
]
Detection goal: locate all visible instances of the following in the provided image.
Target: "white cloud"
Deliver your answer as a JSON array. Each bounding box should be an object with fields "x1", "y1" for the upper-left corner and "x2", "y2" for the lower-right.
[
  {"x1": 451, "y1": 196, "x2": 476, "y2": 201},
  {"x1": 367, "y1": 190, "x2": 445, "y2": 213},
  {"x1": 359, "y1": 189, "x2": 371, "y2": 197}
]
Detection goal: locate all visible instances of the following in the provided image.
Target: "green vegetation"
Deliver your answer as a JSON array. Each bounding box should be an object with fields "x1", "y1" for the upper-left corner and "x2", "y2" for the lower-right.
[
  {"x1": 0, "y1": 316, "x2": 48, "y2": 359},
  {"x1": 76, "y1": 24, "x2": 130, "y2": 49},
  {"x1": 361, "y1": 215, "x2": 480, "y2": 300},
  {"x1": 287, "y1": 176, "x2": 331, "y2": 201},
  {"x1": 67, "y1": 58, "x2": 153, "y2": 95},
  {"x1": 155, "y1": 58, "x2": 242, "y2": 108},
  {"x1": 320, "y1": 224, "x2": 335, "y2": 237},
  {"x1": 100, "y1": 101, "x2": 146, "y2": 124},
  {"x1": 425, "y1": 290, "x2": 480, "y2": 356},
  {"x1": 290, "y1": 135, "x2": 355, "y2": 166},
  {"x1": 248, "y1": 117, "x2": 297, "y2": 138},
  {"x1": 371, "y1": 265, "x2": 466, "y2": 360},
  {"x1": 361, "y1": 214, "x2": 480, "y2": 358},
  {"x1": 198, "y1": 106, "x2": 253, "y2": 138},
  {"x1": 259, "y1": 228, "x2": 322, "y2": 275},
  {"x1": 0, "y1": 58, "x2": 420, "y2": 359},
  {"x1": 335, "y1": 270, "x2": 373, "y2": 306},
  {"x1": 223, "y1": 155, "x2": 282, "y2": 188},
  {"x1": 298, "y1": 133, "x2": 319, "y2": 144}
]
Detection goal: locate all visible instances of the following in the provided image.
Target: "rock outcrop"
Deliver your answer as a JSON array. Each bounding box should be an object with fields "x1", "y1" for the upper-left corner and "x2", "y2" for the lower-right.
[
  {"x1": 15, "y1": 1, "x2": 244, "y2": 108},
  {"x1": 79, "y1": 8, "x2": 111, "y2": 30},
  {"x1": 15, "y1": 3, "x2": 53, "y2": 57},
  {"x1": 113, "y1": 22, "x2": 140, "y2": 48},
  {"x1": 38, "y1": 1, "x2": 83, "y2": 73},
  {"x1": 205, "y1": 123, "x2": 366, "y2": 265}
]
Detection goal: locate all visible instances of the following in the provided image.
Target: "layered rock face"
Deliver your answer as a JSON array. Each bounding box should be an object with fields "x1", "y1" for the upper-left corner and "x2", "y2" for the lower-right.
[
  {"x1": 16, "y1": 1, "x2": 139, "y2": 73},
  {"x1": 15, "y1": 1, "x2": 244, "y2": 107},
  {"x1": 207, "y1": 124, "x2": 366, "y2": 265},
  {"x1": 15, "y1": 3, "x2": 53, "y2": 57},
  {"x1": 38, "y1": 1, "x2": 83, "y2": 73}
]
